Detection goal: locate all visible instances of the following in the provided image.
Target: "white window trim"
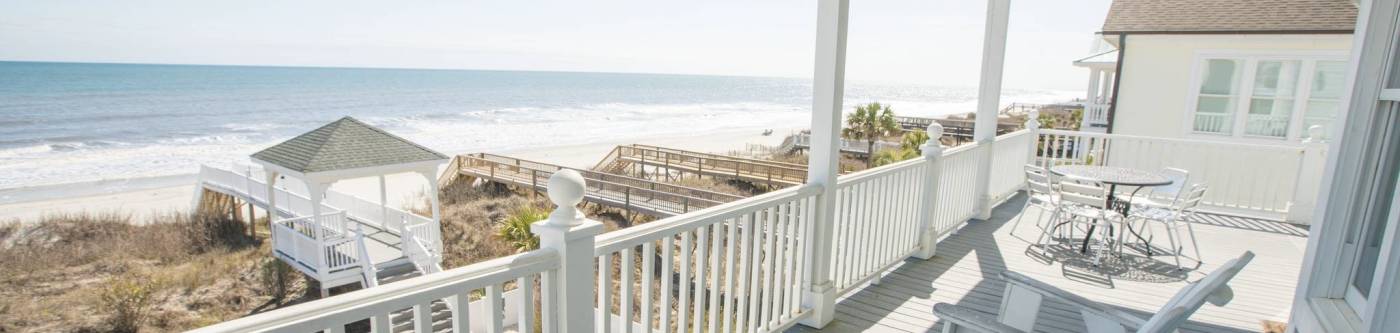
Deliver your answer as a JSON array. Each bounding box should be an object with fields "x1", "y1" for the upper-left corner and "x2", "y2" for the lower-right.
[{"x1": 1184, "y1": 50, "x2": 1348, "y2": 143}]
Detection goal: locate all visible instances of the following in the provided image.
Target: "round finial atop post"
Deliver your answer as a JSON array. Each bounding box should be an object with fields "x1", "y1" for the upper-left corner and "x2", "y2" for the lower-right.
[
  {"x1": 922, "y1": 122, "x2": 946, "y2": 155},
  {"x1": 547, "y1": 169, "x2": 587, "y2": 226},
  {"x1": 1306, "y1": 124, "x2": 1326, "y2": 143},
  {"x1": 1026, "y1": 110, "x2": 1041, "y2": 130}
]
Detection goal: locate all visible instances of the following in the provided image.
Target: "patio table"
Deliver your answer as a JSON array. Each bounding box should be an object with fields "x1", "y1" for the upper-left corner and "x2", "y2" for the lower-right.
[{"x1": 1049, "y1": 165, "x2": 1172, "y2": 257}]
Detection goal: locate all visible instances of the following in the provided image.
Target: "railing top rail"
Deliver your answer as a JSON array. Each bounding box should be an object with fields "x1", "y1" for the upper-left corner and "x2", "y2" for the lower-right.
[
  {"x1": 624, "y1": 144, "x2": 810, "y2": 171},
  {"x1": 836, "y1": 157, "x2": 924, "y2": 187},
  {"x1": 993, "y1": 129, "x2": 1032, "y2": 143},
  {"x1": 460, "y1": 154, "x2": 745, "y2": 202},
  {"x1": 1038, "y1": 129, "x2": 1306, "y2": 152},
  {"x1": 190, "y1": 250, "x2": 559, "y2": 333},
  {"x1": 594, "y1": 183, "x2": 822, "y2": 255}
]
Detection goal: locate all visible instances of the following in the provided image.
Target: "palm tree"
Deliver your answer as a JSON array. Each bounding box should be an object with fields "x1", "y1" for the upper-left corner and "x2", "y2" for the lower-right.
[
  {"x1": 497, "y1": 205, "x2": 547, "y2": 252},
  {"x1": 871, "y1": 148, "x2": 919, "y2": 167},
  {"x1": 843, "y1": 102, "x2": 900, "y2": 165},
  {"x1": 901, "y1": 130, "x2": 930, "y2": 154}
]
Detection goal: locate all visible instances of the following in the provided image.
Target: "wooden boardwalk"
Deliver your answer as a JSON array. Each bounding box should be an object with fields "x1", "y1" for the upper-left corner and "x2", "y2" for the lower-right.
[
  {"x1": 453, "y1": 153, "x2": 745, "y2": 217},
  {"x1": 595, "y1": 144, "x2": 809, "y2": 188},
  {"x1": 791, "y1": 193, "x2": 1308, "y2": 333}
]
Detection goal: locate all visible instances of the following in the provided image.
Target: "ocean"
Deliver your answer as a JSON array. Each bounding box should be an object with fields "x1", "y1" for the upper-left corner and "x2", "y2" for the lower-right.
[{"x1": 0, "y1": 61, "x2": 1078, "y2": 203}]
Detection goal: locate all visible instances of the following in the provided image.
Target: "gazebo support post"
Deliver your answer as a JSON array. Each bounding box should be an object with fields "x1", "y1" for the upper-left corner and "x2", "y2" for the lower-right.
[
  {"x1": 379, "y1": 175, "x2": 389, "y2": 230},
  {"x1": 307, "y1": 181, "x2": 329, "y2": 298}
]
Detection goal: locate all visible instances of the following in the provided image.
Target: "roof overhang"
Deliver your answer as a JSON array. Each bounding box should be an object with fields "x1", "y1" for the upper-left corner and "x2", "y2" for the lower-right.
[{"x1": 253, "y1": 157, "x2": 447, "y2": 184}]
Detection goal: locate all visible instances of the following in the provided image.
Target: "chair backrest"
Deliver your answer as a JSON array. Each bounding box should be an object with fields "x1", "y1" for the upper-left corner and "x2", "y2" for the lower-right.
[
  {"x1": 1136, "y1": 251, "x2": 1256, "y2": 333},
  {"x1": 1057, "y1": 176, "x2": 1110, "y2": 209},
  {"x1": 1024, "y1": 164, "x2": 1055, "y2": 197},
  {"x1": 1153, "y1": 167, "x2": 1191, "y2": 201},
  {"x1": 1173, "y1": 184, "x2": 1208, "y2": 214}
]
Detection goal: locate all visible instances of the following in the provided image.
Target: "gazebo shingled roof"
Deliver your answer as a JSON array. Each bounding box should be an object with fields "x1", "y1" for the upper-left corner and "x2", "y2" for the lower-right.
[{"x1": 252, "y1": 116, "x2": 447, "y2": 174}]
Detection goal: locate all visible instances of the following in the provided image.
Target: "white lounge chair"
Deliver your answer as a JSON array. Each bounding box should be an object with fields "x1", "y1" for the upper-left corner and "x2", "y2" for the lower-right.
[{"x1": 932, "y1": 251, "x2": 1255, "y2": 333}]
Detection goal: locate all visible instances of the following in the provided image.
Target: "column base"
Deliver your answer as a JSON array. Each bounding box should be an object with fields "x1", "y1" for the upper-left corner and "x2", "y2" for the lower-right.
[{"x1": 800, "y1": 281, "x2": 838, "y2": 328}]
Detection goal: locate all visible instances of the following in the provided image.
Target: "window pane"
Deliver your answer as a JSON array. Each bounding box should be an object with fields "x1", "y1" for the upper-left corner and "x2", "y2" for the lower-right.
[
  {"x1": 1305, "y1": 61, "x2": 1348, "y2": 140},
  {"x1": 1245, "y1": 61, "x2": 1300, "y2": 137},
  {"x1": 1313, "y1": 61, "x2": 1348, "y2": 99},
  {"x1": 1253, "y1": 60, "x2": 1301, "y2": 97},
  {"x1": 1389, "y1": 36, "x2": 1400, "y2": 89},
  {"x1": 1201, "y1": 59, "x2": 1242, "y2": 95},
  {"x1": 1246, "y1": 99, "x2": 1293, "y2": 137},
  {"x1": 1194, "y1": 96, "x2": 1234, "y2": 133},
  {"x1": 1351, "y1": 102, "x2": 1400, "y2": 298}
]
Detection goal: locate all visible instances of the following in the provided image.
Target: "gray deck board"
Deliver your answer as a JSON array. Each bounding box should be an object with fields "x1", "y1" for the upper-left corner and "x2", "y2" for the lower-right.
[{"x1": 791, "y1": 193, "x2": 1308, "y2": 333}]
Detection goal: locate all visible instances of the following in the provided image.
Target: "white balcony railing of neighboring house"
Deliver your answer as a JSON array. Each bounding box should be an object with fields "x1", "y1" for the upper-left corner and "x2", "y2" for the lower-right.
[
  {"x1": 784, "y1": 132, "x2": 901, "y2": 156},
  {"x1": 1082, "y1": 102, "x2": 1110, "y2": 127},
  {"x1": 188, "y1": 114, "x2": 1327, "y2": 333}
]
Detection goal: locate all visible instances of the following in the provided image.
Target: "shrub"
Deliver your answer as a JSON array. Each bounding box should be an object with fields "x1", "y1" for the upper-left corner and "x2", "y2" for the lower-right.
[
  {"x1": 259, "y1": 259, "x2": 295, "y2": 299},
  {"x1": 101, "y1": 274, "x2": 157, "y2": 333},
  {"x1": 497, "y1": 205, "x2": 547, "y2": 252},
  {"x1": 182, "y1": 213, "x2": 249, "y2": 253}
]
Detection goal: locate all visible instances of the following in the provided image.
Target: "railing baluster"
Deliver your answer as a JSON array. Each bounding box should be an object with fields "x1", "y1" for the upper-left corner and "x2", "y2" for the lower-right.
[
  {"x1": 600, "y1": 254, "x2": 613, "y2": 332},
  {"x1": 691, "y1": 226, "x2": 709, "y2": 333},
  {"x1": 621, "y1": 249, "x2": 634, "y2": 333},
  {"x1": 642, "y1": 242, "x2": 656, "y2": 333}
]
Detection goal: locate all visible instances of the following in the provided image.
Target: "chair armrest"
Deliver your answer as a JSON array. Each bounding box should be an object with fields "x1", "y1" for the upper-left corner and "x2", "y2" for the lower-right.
[
  {"x1": 1000, "y1": 271, "x2": 1147, "y2": 329},
  {"x1": 932, "y1": 303, "x2": 1028, "y2": 333}
]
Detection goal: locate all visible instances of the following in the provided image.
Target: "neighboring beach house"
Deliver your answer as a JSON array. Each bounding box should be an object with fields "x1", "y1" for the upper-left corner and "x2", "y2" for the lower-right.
[{"x1": 1075, "y1": 0, "x2": 1357, "y2": 144}]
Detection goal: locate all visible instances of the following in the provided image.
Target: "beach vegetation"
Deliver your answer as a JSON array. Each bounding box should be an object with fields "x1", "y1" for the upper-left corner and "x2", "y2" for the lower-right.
[
  {"x1": 901, "y1": 129, "x2": 931, "y2": 154},
  {"x1": 843, "y1": 102, "x2": 901, "y2": 165},
  {"x1": 872, "y1": 148, "x2": 919, "y2": 167},
  {"x1": 498, "y1": 205, "x2": 546, "y2": 252},
  {"x1": 100, "y1": 274, "x2": 157, "y2": 333}
]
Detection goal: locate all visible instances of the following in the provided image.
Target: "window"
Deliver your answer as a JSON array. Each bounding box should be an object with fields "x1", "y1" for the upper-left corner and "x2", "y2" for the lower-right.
[
  {"x1": 1193, "y1": 59, "x2": 1242, "y2": 134},
  {"x1": 1189, "y1": 55, "x2": 1348, "y2": 140},
  {"x1": 1304, "y1": 61, "x2": 1348, "y2": 139},
  {"x1": 1343, "y1": 103, "x2": 1400, "y2": 316},
  {"x1": 1246, "y1": 61, "x2": 1300, "y2": 137}
]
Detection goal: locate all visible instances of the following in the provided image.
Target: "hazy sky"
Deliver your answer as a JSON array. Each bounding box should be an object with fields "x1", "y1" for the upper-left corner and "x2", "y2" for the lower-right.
[{"x1": 0, "y1": 0, "x2": 1111, "y2": 91}]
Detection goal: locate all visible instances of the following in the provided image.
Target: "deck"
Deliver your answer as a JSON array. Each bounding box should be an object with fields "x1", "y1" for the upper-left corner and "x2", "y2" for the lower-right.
[{"x1": 792, "y1": 194, "x2": 1308, "y2": 333}]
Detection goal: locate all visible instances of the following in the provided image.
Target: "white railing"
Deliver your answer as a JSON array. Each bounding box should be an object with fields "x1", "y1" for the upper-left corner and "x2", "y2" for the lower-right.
[
  {"x1": 829, "y1": 158, "x2": 928, "y2": 293},
  {"x1": 592, "y1": 184, "x2": 821, "y2": 333},
  {"x1": 197, "y1": 165, "x2": 433, "y2": 237},
  {"x1": 1034, "y1": 129, "x2": 1315, "y2": 213},
  {"x1": 1192, "y1": 113, "x2": 1233, "y2": 134},
  {"x1": 935, "y1": 144, "x2": 987, "y2": 234},
  {"x1": 403, "y1": 221, "x2": 444, "y2": 274},
  {"x1": 1083, "y1": 103, "x2": 1110, "y2": 125},
  {"x1": 271, "y1": 211, "x2": 359, "y2": 273},
  {"x1": 190, "y1": 250, "x2": 559, "y2": 333},
  {"x1": 1244, "y1": 114, "x2": 1291, "y2": 138},
  {"x1": 989, "y1": 130, "x2": 1033, "y2": 202}
]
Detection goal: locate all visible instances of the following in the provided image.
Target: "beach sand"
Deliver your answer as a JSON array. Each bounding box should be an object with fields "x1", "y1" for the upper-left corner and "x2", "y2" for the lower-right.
[{"x1": 0, "y1": 127, "x2": 801, "y2": 223}]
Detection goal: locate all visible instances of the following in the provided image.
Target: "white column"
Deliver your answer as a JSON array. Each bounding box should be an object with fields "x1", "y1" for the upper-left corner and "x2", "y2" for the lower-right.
[
  {"x1": 379, "y1": 174, "x2": 388, "y2": 228},
  {"x1": 420, "y1": 169, "x2": 444, "y2": 254},
  {"x1": 914, "y1": 123, "x2": 947, "y2": 260},
  {"x1": 1026, "y1": 110, "x2": 1042, "y2": 167},
  {"x1": 1099, "y1": 70, "x2": 1114, "y2": 103},
  {"x1": 532, "y1": 170, "x2": 603, "y2": 333},
  {"x1": 1086, "y1": 68, "x2": 1101, "y2": 103},
  {"x1": 265, "y1": 172, "x2": 279, "y2": 219},
  {"x1": 972, "y1": 0, "x2": 1012, "y2": 220},
  {"x1": 799, "y1": 0, "x2": 850, "y2": 328}
]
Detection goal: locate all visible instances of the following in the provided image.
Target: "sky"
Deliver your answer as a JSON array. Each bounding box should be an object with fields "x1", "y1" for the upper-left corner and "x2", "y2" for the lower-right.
[{"x1": 0, "y1": 0, "x2": 1111, "y2": 91}]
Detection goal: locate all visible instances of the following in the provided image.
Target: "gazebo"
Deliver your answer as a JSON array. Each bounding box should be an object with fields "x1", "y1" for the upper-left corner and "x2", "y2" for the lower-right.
[{"x1": 251, "y1": 116, "x2": 449, "y2": 296}]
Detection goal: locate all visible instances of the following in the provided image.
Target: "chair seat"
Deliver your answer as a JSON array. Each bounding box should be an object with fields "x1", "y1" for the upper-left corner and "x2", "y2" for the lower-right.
[
  {"x1": 1065, "y1": 204, "x2": 1117, "y2": 222},
  {"x1": 1130, "y1": 196, "x2": 1173, "y2": 209},
  {"x1": 1130, "y1": 206, "x2": 1177, "y2": 221}
]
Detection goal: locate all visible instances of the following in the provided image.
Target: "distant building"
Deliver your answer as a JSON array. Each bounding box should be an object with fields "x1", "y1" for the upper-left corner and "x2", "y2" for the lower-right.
[{"x1": 1076, "y1": 0, "x2": 1357, "y2": 143}]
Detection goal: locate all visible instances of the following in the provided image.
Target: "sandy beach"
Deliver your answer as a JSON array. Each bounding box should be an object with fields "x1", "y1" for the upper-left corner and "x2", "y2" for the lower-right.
[{"x1": 0, "y1": 127, "x2": 801, "y2": 223}]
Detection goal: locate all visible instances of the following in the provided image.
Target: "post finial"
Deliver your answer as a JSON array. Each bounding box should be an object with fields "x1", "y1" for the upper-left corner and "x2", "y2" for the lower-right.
[
  {"x1": 1306, "y1": 124, "x2": 1326, "y2": 143},
  {"x1": 547, "y1": 169, "x2": 587, "y2": 226},
  {"x1": 926, "y1": 122, "x2": 945, "y2": 139},
  {"x1": 1026, "y1": 110, "x2": 1041, "y2": 130}
]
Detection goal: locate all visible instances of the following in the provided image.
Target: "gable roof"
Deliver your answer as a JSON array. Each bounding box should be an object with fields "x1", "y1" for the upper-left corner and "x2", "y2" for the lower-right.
[
  {"x1": 252, "y1": 116, "x2": 447, "y2": 174},
  {"x1": 1102, "y1": 0, "x2": 1357, "y2": 34}
]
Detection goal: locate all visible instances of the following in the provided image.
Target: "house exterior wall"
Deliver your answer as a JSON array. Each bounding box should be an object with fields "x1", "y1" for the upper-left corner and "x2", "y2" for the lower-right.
[{"x1": 1113, "y1": 34, "x2": 1352, "y2": 144}]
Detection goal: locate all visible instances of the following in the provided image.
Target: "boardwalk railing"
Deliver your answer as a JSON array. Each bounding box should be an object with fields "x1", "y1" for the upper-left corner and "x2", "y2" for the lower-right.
[
  {"x1": 1033, "y1": 128, "x2": 1328, "y2": 223},
  {"x1": 1083, "y1": 103, "x2": 1110, "y2": 127},
  {"x1": 596, "y1": 144, "x2": 809, "y2": 187},
  {"x1": 456, "y1": 153, "x2": 744, "y2": 217}
]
